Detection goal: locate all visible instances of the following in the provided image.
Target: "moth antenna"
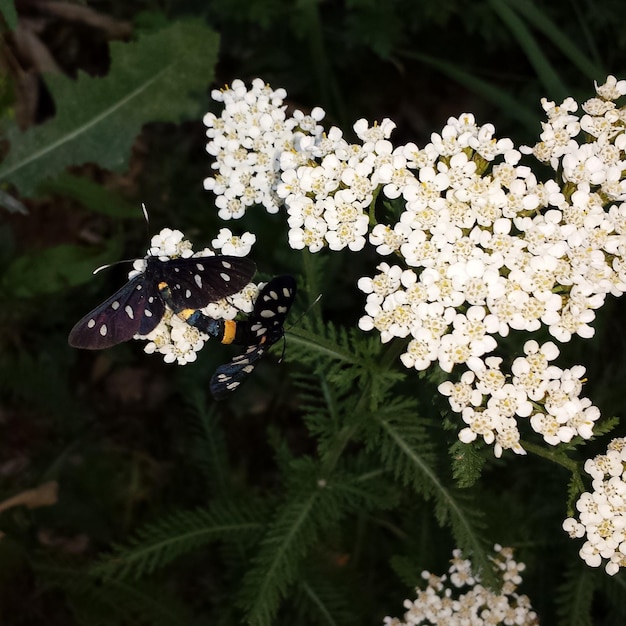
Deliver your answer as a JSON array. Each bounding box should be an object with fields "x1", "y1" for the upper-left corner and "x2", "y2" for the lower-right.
[
  {"x1": 93, "y1": 258, "x2": 138, "y2": 275},
  {"x1": 279, "y1": 293, "x2": 321, "y2": 362},
  {"x1": 141, "y1": 202, "x2": 151, "y2": 242},
  {"x1": 287, "y1": 293, "x2": 322, "y2": 331},
  {"x1": 278, "y1": 335, "x2": 287, "y2": 363},
  {"x1": 310, "y1": 293, "x2": 323, "y2": 308}
]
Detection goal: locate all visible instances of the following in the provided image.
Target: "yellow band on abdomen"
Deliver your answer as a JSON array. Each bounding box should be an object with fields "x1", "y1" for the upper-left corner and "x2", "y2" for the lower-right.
[{"x1": 222, "y1": 320, "x2": 237, "y2": 344}]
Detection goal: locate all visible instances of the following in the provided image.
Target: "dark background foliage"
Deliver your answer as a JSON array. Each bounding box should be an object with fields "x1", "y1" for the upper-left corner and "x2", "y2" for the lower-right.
[{"x1": 1, "y1": 0, "x2": 626, "y2": 624}]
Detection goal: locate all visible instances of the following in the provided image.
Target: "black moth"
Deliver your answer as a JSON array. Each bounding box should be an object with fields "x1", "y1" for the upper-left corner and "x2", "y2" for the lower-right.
[
  {"x1": 69, "y1": 254, "x2": 256, "y2": 350},
  {"x1": 209, "y1": 275, "x2": 296, "y2": 399}
]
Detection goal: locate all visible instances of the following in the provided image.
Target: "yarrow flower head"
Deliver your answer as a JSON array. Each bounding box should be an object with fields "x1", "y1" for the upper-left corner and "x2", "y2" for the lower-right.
[
  {"x1": 133, "y1": 228, "x2": 258, "y2": 364},
  {"x1": 383, "y1": 545, "x2": 539, "y2": 625},
  {"x1": 205, "y1": 76, "x2": 626, "y2": 456},
  {"x1": 352, "y1": 77, "x2": 626, "y2": 454},
  {"x1": 205, "y1": 81, "x2": 399, "y2": 252},
  {"x1": 437, "y1": 341, "x2": 601, "y2": 457},
  {"x1": 563, "y1": 437, "x2": 626, "y2": 575},
  {"x1": 204, "y1": 78, "x2": 325, "y2": 219}
]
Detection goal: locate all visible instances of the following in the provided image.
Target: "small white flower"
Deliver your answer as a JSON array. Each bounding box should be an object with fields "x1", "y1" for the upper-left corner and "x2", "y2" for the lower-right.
[
  {"x1": 566, "y1": 437, "x2": 626, "y2": 574},
  {"x1": 211, "y1": 228, "x2": 256, "y2": 256}
]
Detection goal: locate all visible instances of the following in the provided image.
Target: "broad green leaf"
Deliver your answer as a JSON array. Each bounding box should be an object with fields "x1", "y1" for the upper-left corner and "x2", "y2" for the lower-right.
[
  {"x1": 41, "y1": 172, "x2": 141, "y2": 218},
  {"x1": 0, "y1": 0, "x2": 18, "y2": 31},
  {"x1": 0, "y1": 20, "x2": 219, "y2": 195},
  {"x1": 1, "y1": 239, "x2": 122, "y2": 298}
]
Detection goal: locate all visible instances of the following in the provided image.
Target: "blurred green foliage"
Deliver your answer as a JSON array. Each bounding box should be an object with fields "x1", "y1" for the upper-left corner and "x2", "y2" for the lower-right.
[
  {"x1": 0, "y1": 20, "x2": 219, "y2": 194},
  {"x1": 1, "y1": 0, "x2": 626, "y2": 624}
]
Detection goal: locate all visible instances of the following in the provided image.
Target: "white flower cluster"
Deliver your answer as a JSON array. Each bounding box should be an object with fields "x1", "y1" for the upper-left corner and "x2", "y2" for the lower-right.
[
  {"x1": 204, "y1": 79, "x2": 396, "y2": 252},
  {"x1": 204, "y1": 77, "x2": 626, "y2": 455},
  {"x1": 383, "y1": 545, "x2": 538, "y2": 626},
  {"x1": 204, "y1": 78, "x2": 324, "y2": 220},
  {"x1": 523, "y1": 75, "x2": 626, "y2": 202},
  {"x1": 133, "y1": 228, "x2": 258, "y2": 364},
  {"x1": 358, "y1": 78, "x2": 626, "y2": 363},
  {"x1": 278, "y1": 118, "x2": 395, "y2": 253},
  {"x1": 563, "y1": 437, "x2": 626, "y2": 576},
  {"x1": 353, "y1": 78, "x2": 626, "y2": 453},
  {"x1": 437, "y1": 340, "x2": 600, "y2": 457}
]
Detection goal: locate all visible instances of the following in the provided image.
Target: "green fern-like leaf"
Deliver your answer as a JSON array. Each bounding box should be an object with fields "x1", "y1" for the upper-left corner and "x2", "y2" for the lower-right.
[
  {"x1": 557, "y1": 415, "x2": 620, "y2": 455},
  {"x1": 291, "y1": 567, "x2": 357, "y2": 626},
  {"x1": 288, "y1": 321, "x2": 359, "y2": 370},
  {"x1": 450, "y1": 439, "x2": 486, "y2": 488},
  {"x1": 93, "y1": 502, "x2": 264, "y2": 581},
  {"x1": 432, "y1": 488, "x2": 492, "y2": 585},
  {"x1": 239, "y1": 490, "x2": 329, "y2": 625},
  {"x1": 596, "y1": 570, "x2": 626, "y2": 624},
  {"x1": 368, "y1": 400, "x2": 438, "y2": 496},
  {"x1": 181, "y1": 388, "x2": 231, "y2": 498},
  {"x1": 587, "y1": 415, "x2": 620, "y2": 439},
  {"x1": 330, "y1": 453, "x2": 399, "y2": 512},
  {"x1": 281, "y1": 290, "x2": 493, "y2": 594},
  {"x1": 565, "y1": 470, "x2": 586, "y2": 515},
  {"x1": 35, "y1": 562, "x2": 194, "y2": 626},
  {"x1": 0, "y1": 20, "x2": 219, "y2": 195},
  {"x1": 289, "y1": 320, "x2": 405, "y2": 405},
  {"x1": 389, "y1": 554, "x2": 424, "y2": 589},
  {"x1": 368, "y1": 405, "x2": 492, "y2": 584},
  {"x1": 237, "y1": 458, "x2": 370, "y2": 626},
  {"x1": 555, "y1": 561, "x2": 595, "y2": 626},
  {"x1": 291, "y1": 371, "x2": 345, "y2": 461}
]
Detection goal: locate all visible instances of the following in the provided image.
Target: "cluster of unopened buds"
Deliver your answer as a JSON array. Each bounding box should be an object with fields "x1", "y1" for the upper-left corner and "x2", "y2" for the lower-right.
[{"x1": 383, "y1": 545, "x2": 538, "y2": 625}]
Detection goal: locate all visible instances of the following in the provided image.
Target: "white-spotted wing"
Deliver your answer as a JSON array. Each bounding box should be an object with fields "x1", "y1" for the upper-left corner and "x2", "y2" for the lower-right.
[
  {"x1": 209, "y1": 275, "x2": 296, "y2": 399},
  {"x1": 151, "y1": 255, "x2": 256, "y2": 310},
  {"x1": 69, "y1": 255, "x2": 256, "y2": 350},
  {"x1": 68, "y1": 274, "x2": 162, "y2": 349}
]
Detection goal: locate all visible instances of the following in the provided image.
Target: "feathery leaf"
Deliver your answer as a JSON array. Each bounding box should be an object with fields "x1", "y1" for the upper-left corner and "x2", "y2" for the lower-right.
[
  {"x1": 555, "y1": 561, "x2": 595, "y2": 626},
  {"x1": 36, "y1": 562, "x2": 195, "y2": 626},
  {"x1": 94, "y1": 502, "x2": 264, "y2": 581}
]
